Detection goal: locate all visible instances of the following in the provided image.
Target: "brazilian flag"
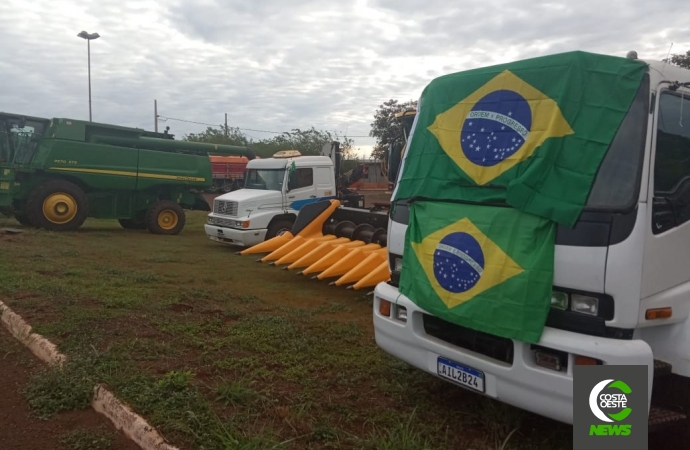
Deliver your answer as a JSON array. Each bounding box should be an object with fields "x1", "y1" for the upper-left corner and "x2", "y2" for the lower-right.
[
  {"x1": 392, "y1": 51, "x2": 647, "y2": 227},
  {"x1": 400, "y1": 201, "x2": 555, "y2": 343}
]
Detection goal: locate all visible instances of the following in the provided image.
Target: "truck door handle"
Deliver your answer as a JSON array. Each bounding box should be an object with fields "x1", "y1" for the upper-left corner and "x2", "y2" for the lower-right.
[
  {"x1": 310, "y1": 195, "x2": 316, "y2": 198},
  {"x1": 288, "y1": 196, "x2": 295, "y2": 199}
]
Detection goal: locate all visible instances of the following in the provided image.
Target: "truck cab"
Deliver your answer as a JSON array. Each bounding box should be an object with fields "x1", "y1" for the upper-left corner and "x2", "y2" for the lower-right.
[
  {"x1": 205, "y1": 150, "x2": 337, "y2": 247},
  {"x1": 374, "y1": 54, "x2": 690, "y2": 432}
]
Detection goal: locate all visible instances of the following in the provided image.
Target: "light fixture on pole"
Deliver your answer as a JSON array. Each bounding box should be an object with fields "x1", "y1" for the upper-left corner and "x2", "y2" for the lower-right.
[{"x1": 77, "y1": 30, "x2": 100, "y2": 122}]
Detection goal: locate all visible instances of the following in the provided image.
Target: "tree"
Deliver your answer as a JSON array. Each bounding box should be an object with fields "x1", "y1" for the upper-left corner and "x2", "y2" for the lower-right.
[
  {"x1": 185, "y1": 126, "x2": 251, "y2": 147},
  {"x1": 663, "y1": 50, "x2": 690, "y2": 69},
  {"x1": 249, "y1": 127, "x2": 353, "y2": 159},
  {"x1": 182, "y1": 125, "x2": 354, "y2": 173},
  {"x1": 369, "y1": 98, "x2": 417, "y2": 161}
]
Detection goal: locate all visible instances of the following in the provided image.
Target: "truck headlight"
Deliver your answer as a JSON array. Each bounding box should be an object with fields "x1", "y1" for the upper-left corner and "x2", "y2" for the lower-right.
[
  {"x1": 396, "y1": 305, "x2": 407, "y2": 322},
  {"x1": 550, "y1": 291, "x2": 568, "y2": 310},
  {"x1": 571, "y1": 294, "x2": 599, "y2": 316},
  {"x1": 393, "y1": 257, "x2": 403, "y2": 272}
]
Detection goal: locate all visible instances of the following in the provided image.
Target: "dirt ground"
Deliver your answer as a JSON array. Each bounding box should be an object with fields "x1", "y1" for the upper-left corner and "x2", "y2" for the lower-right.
[{"x1": 0, "y1": 327, "x2": 138, "y2": 450}]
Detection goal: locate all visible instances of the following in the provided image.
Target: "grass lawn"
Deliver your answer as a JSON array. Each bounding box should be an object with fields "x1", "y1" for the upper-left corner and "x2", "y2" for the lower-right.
[{"x1": 0, "y1": 211, "x2": 572, "y2": 450}]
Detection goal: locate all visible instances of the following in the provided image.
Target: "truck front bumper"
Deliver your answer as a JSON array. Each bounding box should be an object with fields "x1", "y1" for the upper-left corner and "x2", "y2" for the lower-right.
[
  {"x1": 373, "y1": 282, "x2": 654, "y2": 425},
  {"x1": 204, "y1": 224, "x2": 267, "y2": 248}
]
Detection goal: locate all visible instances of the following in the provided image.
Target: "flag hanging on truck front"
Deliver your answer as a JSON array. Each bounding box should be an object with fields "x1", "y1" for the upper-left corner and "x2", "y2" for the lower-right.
[
  {"x1": 392, "y1": 51, "x2": 647, "y2": 227},
  {"x1": 399, "y1": 201, "x2": 556, "y2": 343}
]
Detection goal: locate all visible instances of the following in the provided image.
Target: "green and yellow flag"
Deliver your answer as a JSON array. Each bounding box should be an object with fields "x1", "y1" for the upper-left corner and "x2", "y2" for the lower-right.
[
  {"x1": 400, "y1": 201, "x2": 556, "y2": 343},
  {"x1": 393, "y1": 51, "x2": 647, "y2": 227}
]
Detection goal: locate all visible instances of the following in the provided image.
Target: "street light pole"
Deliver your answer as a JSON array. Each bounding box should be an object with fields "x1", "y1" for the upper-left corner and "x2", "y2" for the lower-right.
[{"x1": 77, "y1": 30, "x2": 100, "y2": 122}]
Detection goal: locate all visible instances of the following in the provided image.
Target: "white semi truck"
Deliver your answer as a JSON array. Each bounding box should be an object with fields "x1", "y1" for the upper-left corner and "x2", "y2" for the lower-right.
[
  {"x1": 374, "y1": 51, "x2": 690, "y2": 437},
  {"x1": 205, "y1": 145, "x2": 366, "y2": 247}
]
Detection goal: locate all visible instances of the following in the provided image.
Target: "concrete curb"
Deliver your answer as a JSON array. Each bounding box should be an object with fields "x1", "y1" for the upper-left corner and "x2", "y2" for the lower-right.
[
  {"x1": 0, "y1": 300, "x2": 180, "y2": 450},
  {"x1": 0, "y1": 300, "x2": 65, "y2": 367}
]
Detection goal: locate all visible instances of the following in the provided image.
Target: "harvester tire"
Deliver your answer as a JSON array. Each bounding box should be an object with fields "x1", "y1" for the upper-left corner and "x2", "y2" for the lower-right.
[
  {"x1": 118, "y1": 218, "x2": 147, "y2": 230},
  {"x1": 145, "y1": 200, "x2": 186, "y2": 235},
  {"x1": 266, "y1": 219, "x2": 294, "y2": 240},
  {"x1": 26, "y1": 179, "x2": 89, "y2": 231},
  {"x1": 14, "y1": 213, "x2": 31, "y2": 226}
]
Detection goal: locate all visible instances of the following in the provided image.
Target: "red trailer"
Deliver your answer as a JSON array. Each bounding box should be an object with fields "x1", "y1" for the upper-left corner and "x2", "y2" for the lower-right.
[{"x1": 209, "y1": 155, "x2": 250, "y2": 192}]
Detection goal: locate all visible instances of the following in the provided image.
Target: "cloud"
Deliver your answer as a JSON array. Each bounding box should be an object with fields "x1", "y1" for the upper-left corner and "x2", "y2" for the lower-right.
[{"x1": 0, "y1": 0, "x2": 688, "y2": 156}]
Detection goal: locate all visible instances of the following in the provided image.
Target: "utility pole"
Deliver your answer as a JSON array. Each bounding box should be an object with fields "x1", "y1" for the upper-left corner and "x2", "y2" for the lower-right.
[
  {"x1": 154, "y1": 99, "x2": 158, "y2": 132},
  {"x1": 224, "y1": 113, "x2": 228, "y2": 138},
  {"x1": 77, "y1": 31, "x2": 100, "y2": 122}
]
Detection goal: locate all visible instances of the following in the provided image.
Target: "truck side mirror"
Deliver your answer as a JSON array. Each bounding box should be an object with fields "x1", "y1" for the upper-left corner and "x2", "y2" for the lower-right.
[
  {"x1": 287, "y1": 171, "x2": 297, "y2": 192},
  {"x1": 653, "y1": 177, "x2": 690, "y2": 234}
]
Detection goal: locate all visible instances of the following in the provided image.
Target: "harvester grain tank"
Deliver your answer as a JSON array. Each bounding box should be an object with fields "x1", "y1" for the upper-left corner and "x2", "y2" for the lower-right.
[{"x1": 0, "y1": 113, "x2": 255, "y2": 234}]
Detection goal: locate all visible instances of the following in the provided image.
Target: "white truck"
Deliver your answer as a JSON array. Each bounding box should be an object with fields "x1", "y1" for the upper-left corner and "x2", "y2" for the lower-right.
[
  {"x1": 374, "y1": 52, "x2": 690, "y2": 435},
  {"x1": 204, "y1": 145, "x2": 365, "y2": 247}
]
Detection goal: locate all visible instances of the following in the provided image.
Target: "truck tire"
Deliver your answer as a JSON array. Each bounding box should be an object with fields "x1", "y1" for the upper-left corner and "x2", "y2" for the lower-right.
[
  {"x1": 26, "y1": 179, "x2": 89, "y2": 231},
  {"x1": 145, "y1": 200, "x2": 186, "y2": 235},
  {"x1": 266, "y1": 219, "x2": 294, "y2": 240},
  {"x1": 118, "y1": 218, "x2": 147, "y2": 230}
]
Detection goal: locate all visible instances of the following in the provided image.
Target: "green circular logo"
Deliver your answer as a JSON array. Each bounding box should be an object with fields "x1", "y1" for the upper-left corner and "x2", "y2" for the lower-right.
[{"x1": 589, "y1": 379, "x2": 632, "y2": 422}]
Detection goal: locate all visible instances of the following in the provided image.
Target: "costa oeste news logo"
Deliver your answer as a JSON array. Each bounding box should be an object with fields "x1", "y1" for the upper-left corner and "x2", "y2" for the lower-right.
[
  {"x1": 573, "y1": 365, "x2": 647, "y2": 450},
  {"x1": 588, "y1": 379, "x2": 632, "y2": 435}
]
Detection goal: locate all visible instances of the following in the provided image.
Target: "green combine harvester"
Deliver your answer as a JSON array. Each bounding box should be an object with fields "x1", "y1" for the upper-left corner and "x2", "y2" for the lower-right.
[{"x1": 0, "y1": 112, "x2": 256, "y2": 234}]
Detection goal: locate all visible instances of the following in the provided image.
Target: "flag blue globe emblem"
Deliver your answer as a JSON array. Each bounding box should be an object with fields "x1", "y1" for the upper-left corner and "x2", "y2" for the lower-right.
[
  {"x1": 433, "y1": 232, "x2": 485, "y2": 293},
  {"x1": 460, "y1": 89, "x2": 532, "y2": 167}
]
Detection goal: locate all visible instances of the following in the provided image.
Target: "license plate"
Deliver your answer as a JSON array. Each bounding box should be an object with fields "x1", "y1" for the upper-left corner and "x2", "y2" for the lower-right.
[{"x1": 437, "y1": 356, "x2": 485, "y2": 393}]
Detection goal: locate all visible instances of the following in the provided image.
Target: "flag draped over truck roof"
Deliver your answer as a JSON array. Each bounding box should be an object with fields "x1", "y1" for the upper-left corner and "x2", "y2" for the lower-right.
[
  {"x1": 394, "y1": 51, "x2": 647, "y2": 342},
  {"x1": 393, "y1": 51, "x2": 647, "y2": 227}
]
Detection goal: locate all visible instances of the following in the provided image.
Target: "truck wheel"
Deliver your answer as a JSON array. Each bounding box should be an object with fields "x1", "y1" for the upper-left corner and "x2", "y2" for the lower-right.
[
  {"x1": 145, "y1": 200, "x2": 186, "y2": 235},
  {"x1": 118, "y1": 218, "x2": 147, "y2": 230},
  {"x1": 266, "y1": 219, "x2": 293, "y2": 240},
  {"x1": 26, "y1": 180, "x2": 89, "y2": 231}
]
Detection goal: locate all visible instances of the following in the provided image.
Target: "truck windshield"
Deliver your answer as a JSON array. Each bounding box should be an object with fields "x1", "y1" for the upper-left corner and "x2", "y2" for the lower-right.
[
  {"x1": 392, "y1": 75, "x2": 651, "y2": 216},
  {"x1": 583, "y1": 75, "x2": 649, "y2": 211},
  {"x1": 244, "y1": 169, "x2": 286, "y2": 191}
]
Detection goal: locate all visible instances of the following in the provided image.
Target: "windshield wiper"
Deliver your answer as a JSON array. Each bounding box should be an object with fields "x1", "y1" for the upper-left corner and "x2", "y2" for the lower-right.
[{"x1": 669, "y1": 81, "x2": 690, "y2": 91}]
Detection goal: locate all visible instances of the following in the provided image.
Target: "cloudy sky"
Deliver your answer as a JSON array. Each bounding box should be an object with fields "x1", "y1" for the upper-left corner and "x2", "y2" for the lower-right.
[{"x1": 1, "y1": 0, "x2": 688, "y2": 157}]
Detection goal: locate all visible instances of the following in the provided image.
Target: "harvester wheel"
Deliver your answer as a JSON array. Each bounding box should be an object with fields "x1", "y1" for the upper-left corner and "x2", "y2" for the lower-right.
[
  {"x1": 145, "y1": 200, "x2": 186, "y2": 235},
  {"x1": 26, "y1": 179, "x2": 89, "y2": 231},
  {"x1": 266, "y1": 219, "x2": 294, "y2": 240},
  {"x1": 118, "y1": 218, "x2": 147, "y2": 230},
  {"x1": 14, "y1": 213, "x2": 31, "y2": 226}
]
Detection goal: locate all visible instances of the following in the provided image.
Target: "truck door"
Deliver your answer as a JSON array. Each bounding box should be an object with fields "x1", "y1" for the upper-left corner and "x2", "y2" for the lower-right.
[
  {"x1": 641, "y1": 85, "x2": 690, "y2": 301},
  {"x1": 286, "y1": 167, "x2": 317, "y2": 209},
  {"x1": 315, "y1": 166, "x2": 335, "y2": 198}
]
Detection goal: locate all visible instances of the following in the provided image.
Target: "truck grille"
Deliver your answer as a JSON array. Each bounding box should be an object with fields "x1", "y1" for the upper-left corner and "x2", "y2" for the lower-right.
[
  {"x1": 422, "y1": 314, "x2": 514, "y2": 365},
  {"x1": 214, "y1": 200, "x2": 238, "y2": 216}
]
